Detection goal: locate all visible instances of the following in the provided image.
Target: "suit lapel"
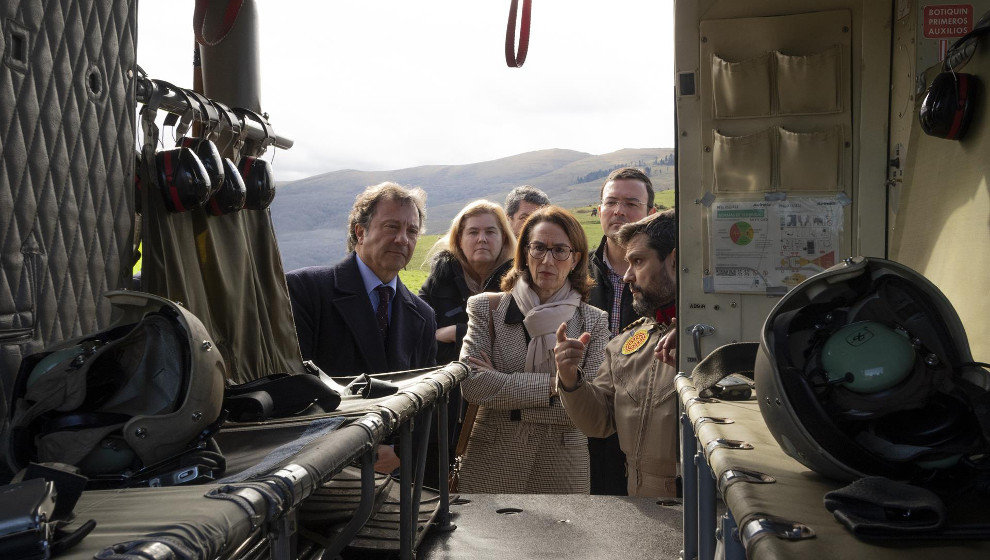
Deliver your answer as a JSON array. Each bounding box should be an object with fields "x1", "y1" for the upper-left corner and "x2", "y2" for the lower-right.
[
  {"x1": 387, "y1": 281, "x2": 425, "y2": 370},
  {"x1": 332, "y1": 255, "x2": 388, "y2": 372}
]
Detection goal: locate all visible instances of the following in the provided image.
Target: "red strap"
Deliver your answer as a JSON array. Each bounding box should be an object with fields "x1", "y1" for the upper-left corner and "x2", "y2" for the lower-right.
[
  {"x1": 194, "y1": 0, "x2": 244, "y2": 47},
  {"x1": 946, "y1": 74, "x2": 969, "y2": 140},
  {"x1": 505, "y1": 0, "x2": 532, "y2": 68},
  {"x1": 164, "y1": 152, "x2": 186, "y2": 213}
]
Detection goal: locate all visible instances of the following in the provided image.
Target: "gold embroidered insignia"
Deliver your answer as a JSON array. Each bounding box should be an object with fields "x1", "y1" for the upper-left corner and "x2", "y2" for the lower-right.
[{"x1": 621, "y1": 328, "x2": 651, "y2": 355}]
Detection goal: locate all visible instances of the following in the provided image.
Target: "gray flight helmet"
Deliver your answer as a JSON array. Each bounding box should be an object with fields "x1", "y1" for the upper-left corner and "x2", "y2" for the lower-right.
[
  {"x1": 756, "y1": 256, "x2": 989, "y2": 482},
  {"x1": 7, "y1": 291, "x2": 227, "y2": 475}
]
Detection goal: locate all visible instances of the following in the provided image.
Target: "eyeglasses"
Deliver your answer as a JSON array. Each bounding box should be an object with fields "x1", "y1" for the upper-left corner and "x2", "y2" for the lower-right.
[{"x1": 527, "y1": 242, "x2": 574, "y2": 261}]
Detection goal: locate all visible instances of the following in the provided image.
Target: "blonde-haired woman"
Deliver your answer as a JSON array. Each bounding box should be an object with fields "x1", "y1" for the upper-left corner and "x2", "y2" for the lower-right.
[
  {"x1": 419, "y1": 200, "x2": 516, "y2": 364},
  {"x1": 419, "y1": 200, "x2": 516, "y2": 482},
  {"x1": 458, "y1": 206, "x2": 609, "y2": 493}
]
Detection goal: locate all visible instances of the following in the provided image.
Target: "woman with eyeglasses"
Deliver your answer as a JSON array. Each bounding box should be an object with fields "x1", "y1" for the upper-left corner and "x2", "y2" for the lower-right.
[{"x1": 457, "y1": 206, "x2": 610, "y2": 493}]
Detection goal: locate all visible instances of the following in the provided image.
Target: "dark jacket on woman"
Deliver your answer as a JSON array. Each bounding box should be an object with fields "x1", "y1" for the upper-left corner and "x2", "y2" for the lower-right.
[{"x1": 418, "y1": 250, "x2": 513, "y2": 365}]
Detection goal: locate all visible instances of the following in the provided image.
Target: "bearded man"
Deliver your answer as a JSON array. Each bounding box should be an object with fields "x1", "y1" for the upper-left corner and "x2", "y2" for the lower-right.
[{"x1": 554, "y1": 210, "x2": 679, "y2": 497}]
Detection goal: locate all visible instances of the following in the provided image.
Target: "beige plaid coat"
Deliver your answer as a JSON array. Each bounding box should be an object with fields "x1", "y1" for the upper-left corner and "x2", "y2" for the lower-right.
[{"x1": 458, "y1": 291, "x2": 609, "y2": 493}]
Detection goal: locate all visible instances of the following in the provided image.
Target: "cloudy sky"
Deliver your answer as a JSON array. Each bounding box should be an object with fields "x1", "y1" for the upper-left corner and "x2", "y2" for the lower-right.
[{"x1": 138, "y1": 1, "x2": 675, "y2": 182}]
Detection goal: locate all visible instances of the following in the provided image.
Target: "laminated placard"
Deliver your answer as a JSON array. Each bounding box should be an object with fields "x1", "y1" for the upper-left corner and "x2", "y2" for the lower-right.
[{"x1": 708, "y1": 198, "x2": 843, "y2": 294}]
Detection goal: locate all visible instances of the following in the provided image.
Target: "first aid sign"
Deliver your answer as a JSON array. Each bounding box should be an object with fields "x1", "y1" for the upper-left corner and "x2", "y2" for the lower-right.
[{"x1": 923, "y1": 4, "x2": 973, "y2": 38}]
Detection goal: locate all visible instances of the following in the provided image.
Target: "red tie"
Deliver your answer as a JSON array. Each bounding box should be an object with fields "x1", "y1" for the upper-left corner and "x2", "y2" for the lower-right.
[{"x1": 375, "y1": 285, "x2": 393, "y2": 342}]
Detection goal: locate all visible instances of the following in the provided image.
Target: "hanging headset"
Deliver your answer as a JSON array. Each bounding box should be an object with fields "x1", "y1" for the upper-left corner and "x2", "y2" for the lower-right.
[
  {"x1": 919, "y1": 70, "x2": 979, "y2": 140},
  {"x1": 919, "y1": 16, "x2": 990, "y2": 140}
]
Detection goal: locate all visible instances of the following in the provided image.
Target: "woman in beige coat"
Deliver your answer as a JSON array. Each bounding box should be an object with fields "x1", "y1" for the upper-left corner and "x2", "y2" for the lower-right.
[{"x1": 458, "y1": 206, "x2": 610, "y2": 493}]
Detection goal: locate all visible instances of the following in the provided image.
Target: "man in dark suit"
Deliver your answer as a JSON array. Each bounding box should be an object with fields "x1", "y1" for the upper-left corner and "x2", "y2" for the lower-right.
[
  {"x1": 287, "y1": 182, "x2": 437, "y2": 376},
  {"x1": 287, "y1": 182, "x2": 437, "y2": 473}
]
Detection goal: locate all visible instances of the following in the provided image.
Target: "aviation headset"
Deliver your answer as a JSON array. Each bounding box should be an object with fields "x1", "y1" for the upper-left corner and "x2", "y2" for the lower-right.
[
  {"x1": 206, "y1": 157, "x2": 247, "y2": 216},
  {"x1": 232, "y1": 108, "x2": 277, "y2": 210},
  {"x1": 919, "y1": 71, "x2": 978, "y2": 140},
  {"x1": 919, "y1": 15, "x2": 990, "y2": 140}
]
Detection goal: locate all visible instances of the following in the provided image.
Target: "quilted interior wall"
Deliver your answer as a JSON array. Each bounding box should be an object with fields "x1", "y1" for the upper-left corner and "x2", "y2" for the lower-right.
[
  {"x1": 0, "y1": 0, "x2": 137, "y2": 442},
  {"x1": 890, "y1": 57, "x2": 990, "y2": 362}
]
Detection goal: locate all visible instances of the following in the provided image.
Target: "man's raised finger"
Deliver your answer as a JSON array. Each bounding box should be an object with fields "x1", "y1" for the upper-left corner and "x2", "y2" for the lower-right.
[{"x1": 556, "y1": 322, "x2": 568, "y2": 343}]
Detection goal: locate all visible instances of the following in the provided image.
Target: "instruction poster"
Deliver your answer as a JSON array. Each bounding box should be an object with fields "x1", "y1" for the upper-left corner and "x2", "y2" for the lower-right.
[{"x1": 709, "y1": 198, "x2": 843, "y2": 293}]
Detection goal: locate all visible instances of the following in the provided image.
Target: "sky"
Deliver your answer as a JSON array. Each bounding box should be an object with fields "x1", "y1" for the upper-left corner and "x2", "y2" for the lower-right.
[{"x1": 138, "y1": 1, "x2": 676, "y2": 182}]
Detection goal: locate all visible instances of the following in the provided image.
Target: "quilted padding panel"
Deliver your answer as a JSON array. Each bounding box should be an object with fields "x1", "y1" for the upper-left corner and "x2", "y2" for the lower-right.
[{"x1": 0, "y1": 0, "x2": 137, "y2": 447}]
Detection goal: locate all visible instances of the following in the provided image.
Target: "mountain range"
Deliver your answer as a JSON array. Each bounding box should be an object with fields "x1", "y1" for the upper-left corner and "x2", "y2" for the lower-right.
[{"x1": 270, "y1": 148, "x2": 674, "y2": 272}]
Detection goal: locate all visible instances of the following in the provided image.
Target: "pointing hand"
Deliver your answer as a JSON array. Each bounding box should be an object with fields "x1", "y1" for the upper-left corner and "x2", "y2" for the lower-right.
[{"x1": 554, "y1": 322, "x2": 590, "y2": 391}]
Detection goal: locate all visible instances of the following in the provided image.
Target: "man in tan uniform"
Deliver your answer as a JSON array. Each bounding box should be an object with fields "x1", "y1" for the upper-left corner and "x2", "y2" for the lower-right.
[{"x1": 554, "y1": 210, "x2": 678, "y2": 497}]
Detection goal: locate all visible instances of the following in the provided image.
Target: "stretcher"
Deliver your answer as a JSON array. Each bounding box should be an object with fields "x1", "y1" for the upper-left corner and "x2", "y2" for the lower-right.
[
  {"x1": 677, "y1": 373, "x2": 990, "y2": 559},
  {"x1": 52, "y1": 362, "x2": 468, "y2": 560}
]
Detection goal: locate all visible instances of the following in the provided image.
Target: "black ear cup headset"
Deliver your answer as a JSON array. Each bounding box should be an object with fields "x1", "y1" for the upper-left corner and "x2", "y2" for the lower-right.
[
  {"x1": 155, "y1": 147, "x2": 212, "y2": 214},
  {"x1": 207, "y1": 157, "x2": 247, "y2": 216},
  {"x1": 239, "y1": 156, "x2": 275, "y2": 210},
  {"x1": 919, "y1": 71, "x2": 979, "y2": 140},
  {"x1": 177, "y1": 137, "x2": 224, "y2": 198},
  {"x1": 920, "y1": 15, "x2": 989, "y2": 140},
  {"x1": 233, "y1": 108, "x2": 277, "y2": 210}
]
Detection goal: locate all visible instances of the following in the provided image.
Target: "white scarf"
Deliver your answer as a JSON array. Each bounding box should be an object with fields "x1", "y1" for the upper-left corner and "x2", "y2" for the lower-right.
[{"x1": 510, "y1": 277, "x2": 581, "y2": 374}]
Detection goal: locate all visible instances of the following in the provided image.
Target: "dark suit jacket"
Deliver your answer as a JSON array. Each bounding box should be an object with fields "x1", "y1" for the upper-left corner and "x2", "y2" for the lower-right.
[{"x1": 286, "y1": 253, "x2": 437, "y2": 375}]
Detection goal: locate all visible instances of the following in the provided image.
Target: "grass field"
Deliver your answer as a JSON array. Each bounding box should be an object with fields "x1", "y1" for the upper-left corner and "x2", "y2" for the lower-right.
[{"x1": 398, "y1": 191, "x2": 674, "y2": 293}]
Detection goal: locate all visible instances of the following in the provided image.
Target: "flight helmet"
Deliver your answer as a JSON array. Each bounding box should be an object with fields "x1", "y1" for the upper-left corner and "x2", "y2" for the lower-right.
[{"x1": 756, "y1": 257, "x2": 989, "y2": 482}]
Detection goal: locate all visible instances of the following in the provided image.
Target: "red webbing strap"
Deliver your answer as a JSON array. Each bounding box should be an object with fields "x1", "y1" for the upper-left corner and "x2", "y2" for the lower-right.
[
  {"x1": 505, "y1": 0, "x2": 532, "y2": 68},
  {"x1": 194, "y1": 0, "x2": 244, "y2": 47}
]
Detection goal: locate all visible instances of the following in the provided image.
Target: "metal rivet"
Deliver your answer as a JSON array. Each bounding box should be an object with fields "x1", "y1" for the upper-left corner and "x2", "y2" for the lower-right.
[
  {"x1": 713, "y1": 305, "x2": 720, "y2": 311},
  {"x1": 925, "y1": 354, "x2": 939, "y2": 367},
  {"x1": 701, "y1": 36, "x2": 708, "y2": 43},
  {"x1": 704, "y1": 269, "x2": 710, "y2": 275},
  {"x1": 681, "y1": 131, "x2": 688, "y2": 137},
  {"x1": 842, "y1": 26, "x2": 849, "y2": 32},
  {"x1": 704, "y1": 146, "x2": 711, "y2": 153},
  {"x1": 775, "y1": 398, "x2": 782, "y2": 405},
  {"x1": 71, "y1": 355, "x2": 86, "y2": 367},
  {"x1": 730, "y1": 301, "x2": 737, "y2": 308},
  {"x1": 192, "y1": 411, "x2": 203, "y2": 422},
  {"x1": 202, "y1": 341, "x2": 212, "y2": 351},
  {"x1": 135, "y1": 427, "x2": 148, "y2": 439},
  {"x1": 682, "y1": 267, "x2": 689, "y2": 273},
  {"x1": 844, "y1": 141, "x2": 851, "y2": 148}
]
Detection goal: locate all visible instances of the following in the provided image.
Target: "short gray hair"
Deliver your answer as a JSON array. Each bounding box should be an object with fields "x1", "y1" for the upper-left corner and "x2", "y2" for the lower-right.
[
  {"x1": 347, "y1": 182, "x2": 427, "y2": 252},
  {"x1": 504, "y1": 185, "x2": 550, "y2": 218}
]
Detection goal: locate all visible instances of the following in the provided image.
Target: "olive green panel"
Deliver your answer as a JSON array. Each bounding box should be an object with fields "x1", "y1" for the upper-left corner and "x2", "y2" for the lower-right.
[{"x1": 889, "y1": 62, "x2": 990, "y2": 365}]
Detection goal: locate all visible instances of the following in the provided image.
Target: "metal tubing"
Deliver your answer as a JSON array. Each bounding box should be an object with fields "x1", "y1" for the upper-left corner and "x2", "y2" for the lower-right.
[
  {"x1": 399, "y1": 420, "x2": 414, "y2": 560},
  {"x1": 698, "y1": 450, "x2": 717, "y2": 560},
  {"x1": 136, "y1": 78, "x2": 292, "y2": 150},
  {"x1": 411, "y1": 406, "x2": 434, "y2": 534},
  {"x1": 681, "y1": 412, "x2": 698, "y2": 560},
  {"x1": 270, "y1": 510, "x2": 296, "y2": 560},
  {"x1": 722, "y1": 510, "x2": 746, "y2": 560},
  {"x1": 437, "y1": 392, "x2": 452, "y2": 528},
  {"x1": 324, "y1": 448, "x2": 377, "y2": 559}
]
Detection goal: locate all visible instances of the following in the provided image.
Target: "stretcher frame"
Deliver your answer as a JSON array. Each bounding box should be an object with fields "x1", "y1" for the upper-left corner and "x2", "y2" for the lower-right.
[{"x1": 60, "y1": 362, "x2": 468, "y2": 560}]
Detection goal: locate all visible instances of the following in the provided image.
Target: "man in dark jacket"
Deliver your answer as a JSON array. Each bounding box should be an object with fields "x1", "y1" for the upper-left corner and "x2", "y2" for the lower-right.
[
  {"x1": 287, "y1": 182, "x2": 437, "y2": 474},
  {"x1": 287, "y1": 182, "x2": 437, "y2": 375},
  {"x1": 586, "y1": 167, "x2": 658, "y2": 495}
]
